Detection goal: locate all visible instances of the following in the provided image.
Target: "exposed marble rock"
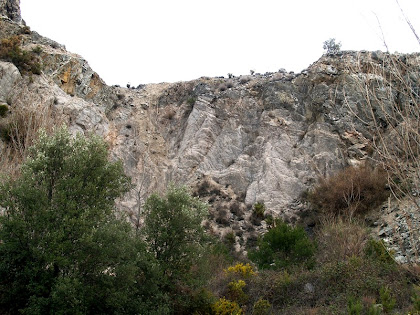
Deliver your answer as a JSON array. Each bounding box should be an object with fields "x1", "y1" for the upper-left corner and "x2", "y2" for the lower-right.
[
  {"x1": 0, "y1": 0, "x2": 21, "y2": 23},
  {"x1": 1, "y1": 7, "x2": 420, "y2": 254}
]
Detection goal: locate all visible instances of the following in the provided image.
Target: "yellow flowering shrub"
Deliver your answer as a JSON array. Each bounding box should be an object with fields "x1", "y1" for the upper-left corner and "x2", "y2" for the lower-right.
[
  {"x1": 225, "y1": 263, "x2": 255, "y2": 278},
  {"x1": 227, "y1": 280, "x2": 248, "y2": 304},
  {"x1": 212, "y1": 298, "x2": 242, "y2": 315}
]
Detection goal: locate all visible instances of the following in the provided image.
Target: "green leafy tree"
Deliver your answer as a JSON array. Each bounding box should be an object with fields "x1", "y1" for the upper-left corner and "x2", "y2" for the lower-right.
[
  {"x1": 248, "y1": 220, "x2": 315, "y2": 270},
  {"x1": 142, "y1": 186, "x2": 209, "y2": 311},
  {"x1": 0, "y1": 127, "x2": 165, "y2": 314}
]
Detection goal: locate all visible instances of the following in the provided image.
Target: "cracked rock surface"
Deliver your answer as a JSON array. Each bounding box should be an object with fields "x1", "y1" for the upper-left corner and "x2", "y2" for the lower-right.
[{"x1": 1, "y1": 7, "x2": 420, "y2": 254}]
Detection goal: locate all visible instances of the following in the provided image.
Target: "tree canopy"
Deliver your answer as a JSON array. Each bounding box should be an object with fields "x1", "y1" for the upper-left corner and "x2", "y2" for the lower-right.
[{"x1": 0, "y1": 128, "x2": 164, "y2": 314}]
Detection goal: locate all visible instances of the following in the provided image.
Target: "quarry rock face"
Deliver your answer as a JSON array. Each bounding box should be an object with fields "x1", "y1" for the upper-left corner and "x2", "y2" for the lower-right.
[
  {"x1": 0, "y1": 16, "x2": 383, "y2": 220},
  {"x1": 1, "y1": 4, "x2": 420, "y2": 253},
  {"x1": 0, "y1": 0, "x2": 21, "y2": 23}
]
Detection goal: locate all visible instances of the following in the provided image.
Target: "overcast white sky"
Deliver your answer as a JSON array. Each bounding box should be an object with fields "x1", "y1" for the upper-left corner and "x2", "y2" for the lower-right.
[{"x1": 20, "y1": 0, "x2": 420, "y2": 86}]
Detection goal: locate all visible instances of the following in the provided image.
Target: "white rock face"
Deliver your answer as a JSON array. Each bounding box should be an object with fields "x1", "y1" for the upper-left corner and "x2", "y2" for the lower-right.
[
  {"x1": 0, "y1": 46, "x2": 370, "y2": 224},
  {"x1": 0, "y1": 61, "x2": 21, "y2": 103},
  {"x1": 2, "y1": 11, "x2": 419, "y2": 251},
  {"x1": 0, "y1": 0, "x2": 21, "y2": 23}
]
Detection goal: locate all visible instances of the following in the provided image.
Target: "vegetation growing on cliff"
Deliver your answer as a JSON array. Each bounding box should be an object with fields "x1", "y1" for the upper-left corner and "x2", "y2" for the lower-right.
[
  {"x1": 0, "y1": 35, "x2": 41, "y2": 75},
  {"x1": 0, "y1": 128, "x2": 419, "y2": 314},
  {"x1": 0, "y1": 128, "x2": 219, "y2": 314},
  {"x1": 0, "y1": 18, "x2": 419, "y2": 313}
]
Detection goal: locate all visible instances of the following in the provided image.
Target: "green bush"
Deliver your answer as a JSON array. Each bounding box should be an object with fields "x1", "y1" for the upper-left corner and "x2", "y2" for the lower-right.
[
  {"x1": 142, "y1": 185, "x2": 210, "y2": 311},
  {"x1": 183, "y1": 288, "x2": 216, "y2": 315},
  {"x1": 224, "y1": 231, "x2": 236, "y2": 247},
  {"x1": 31, "y1": 45, "x2": 43, "y2": 55},
  {"x1": 347, "y1": 296, "x2": 363, "y2": 315},
  {"x1": 265, "y1": 214, "x2": 274, "y2": 228},
  {"x1": 253, "y1": 298, "x2": 271, "y2": 315},
  {"x1": 0, "y1": 127, "x2": 168, "y2": 314},
  {"x1": 380, "y1": 286, "x2": 396, "y2": 313},
  {"x1": 248, "y1": 219, "x2": 315, "y2": 270},
  {"x1": 365, "y1": 238, "x2": 395, "y2": 264},
  {"x1": 367, "y1": 303, "x2": 382, "y2": 315},
  {"x1": 253, "y1": 202, "x2": 266, "y2": 219},
  {"x1": 143, "y1": 186, "x2": 208, "y2": 279},
  {"x1": 187, "y1": 97, "x2": 196, "y2": 106},
  {"x1": 412, "y1": 288, "x2": 420, "y2": 313}
]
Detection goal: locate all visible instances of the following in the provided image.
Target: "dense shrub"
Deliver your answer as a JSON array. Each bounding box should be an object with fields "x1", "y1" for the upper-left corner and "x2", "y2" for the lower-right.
[
  {"x1": 31, "y1": 45, "x2": 42, "y2": 55},
  {"x1": 250, "y1": 202, "x2": 266, "y2": 225},
  {"x1": 216, "y1": 206, "x2": 230, "y2": 225},
  {"x1": 247, "y1": 254, "x2": 413, "y2": 313},
  {"x1": 239, "y1": 75, "x2": 251, "y2": 84},
  {"x1": 212, "y1": 298, "x2": 242, "y2": 315},
  {"x1": 240, "y1": 220, "x2": 413, "y2": 313},
  {"x1": 142, "y1": 186, "x2": 211, "y2": 311},
  {"x1": 380, "y1": 286, "x2": 396, "y2": 313},
  {"x1": 347, "y1": 296, "x2": 363, "y2": 315},
  {"x1": 248, "y1": 219, "x2": 315, "y2": 270},
  {"x1": 224, "y1": 230, "x2": 236, "y2": 247},
  {"x1": 412, "y1": 286, "x2": 420, "y2": 313},
  {"x1": 365, "y1": 238, "x2": 395, "y2": 264},
  {"x1": 20, "y1": 25, "x2": 31, "y2": 35},
  {"x1": 230, "y1": 201, "x2": 242, "y2": 216},
  {"x1": 0, "y1": 35, "x2": 42, "y2": 75},
  {"x1": 225, "y1": 263, "x2": 255, "y2": 279},
  {"x1": 253, "y1": 202, "x2": 266, "y2": 219},
  {"x1": 253, "y1": 298, "x2": 271, "y2": 315},
  {"x1": 186, "y1": 96, "x2": 196, "y2": 106},
  {"x1": 227, "y1": 280, "x2": 248, "y2": 304},
  {"x1": 163, "y1": 108, "x2": 176, "y2": 120},
  {"x1": 308, "y1": 166, "x2": 388, "y2": 218},
  {"x1": 0, "y1": 128, "x2": 167, "y2": 314}
]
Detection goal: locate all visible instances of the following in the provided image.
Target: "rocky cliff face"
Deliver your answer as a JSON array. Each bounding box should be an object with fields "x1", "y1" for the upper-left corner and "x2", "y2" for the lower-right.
[
  {"x1": 0, "y1": 0, "x2": 20, "y2": 23},
  {"x1": 1, "y1": 3, "x2": 420, "y2": 255}
]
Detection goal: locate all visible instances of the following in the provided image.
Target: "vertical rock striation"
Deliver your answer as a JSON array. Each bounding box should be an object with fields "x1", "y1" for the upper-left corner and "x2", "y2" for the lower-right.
[
  {"x1": 1, "y1": 3, "x2": 420, "y2": 254},
  {"x1": 0, "y1": 0, "x2": 21, "y2": 23}
]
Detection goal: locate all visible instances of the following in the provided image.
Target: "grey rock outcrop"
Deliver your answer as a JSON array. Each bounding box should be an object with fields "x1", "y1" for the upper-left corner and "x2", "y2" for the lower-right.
[
  {"x1": 0, "y1": 0, "x2": 21, "y2": 23},
  {"x1": 373, "y1": 200, "x2": 420, "y2": 264},
  {"x1": 1, "y1": 5, "x2": 420, "y2": 254},
  {"x1": 0, "y1": 61, "x2": 21, "y2": 103}
]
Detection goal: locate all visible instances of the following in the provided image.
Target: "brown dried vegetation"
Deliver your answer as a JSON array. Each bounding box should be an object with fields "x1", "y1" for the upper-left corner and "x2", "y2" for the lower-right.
[{"x1": 308, "y1": 166, "x2": 388, "y2": 218}]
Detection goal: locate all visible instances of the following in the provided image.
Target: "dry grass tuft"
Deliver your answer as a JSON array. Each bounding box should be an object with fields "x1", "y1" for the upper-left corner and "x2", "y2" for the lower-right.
[
  {"x1": 0, "y1": 102, "x2": 64, "y2": 178},
  {"x1": 308, "y1": 166, "x2": 388, "y2": 218},
  {"x1": 316, "y1": 217, "x2": 368, "y2": 264}
]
